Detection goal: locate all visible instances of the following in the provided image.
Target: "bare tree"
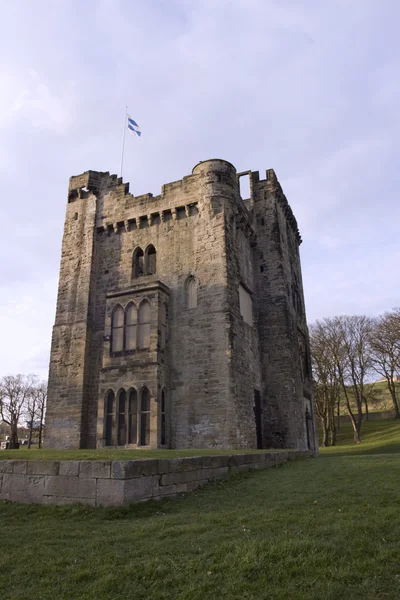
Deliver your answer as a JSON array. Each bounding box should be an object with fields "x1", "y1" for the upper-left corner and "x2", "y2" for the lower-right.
[
  {"x1": 0, "y1": 374, "x2": 36, "y2": 449},
  {"x1": 310, "y1": 323, "x2": 341, "y2": 446},
  {"x1": 369, "y1": 311, "x2": 400, "y2": 418},
  {"x1": 32, "y1": 381, "x2": 47, "y2": 449},
  {"x1": 312, "y1": 316, "x2": 374, "y2": 444}
]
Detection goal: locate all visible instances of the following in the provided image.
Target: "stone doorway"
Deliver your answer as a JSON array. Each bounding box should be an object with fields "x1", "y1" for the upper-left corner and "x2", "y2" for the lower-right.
[{"x1": 254, "y1": 390, "x2": 263, "y2": 449}]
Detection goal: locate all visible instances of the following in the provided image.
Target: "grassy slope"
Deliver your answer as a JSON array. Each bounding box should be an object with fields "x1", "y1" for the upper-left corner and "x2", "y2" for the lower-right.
[
  {"x1": 341, "y1": 380, "x2": 399, "y2": 415},
  {"x1": 0, "y1": 420, "x2": 399, "y2": 600}
]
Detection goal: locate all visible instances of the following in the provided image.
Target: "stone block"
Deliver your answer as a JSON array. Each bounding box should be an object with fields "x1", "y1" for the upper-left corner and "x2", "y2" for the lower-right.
[
  {"x1": 124, "y1": 475, "x2": 158, "y2": 503},
  {"x1": 12, "y1": 461, "x2": 27, "y2": 474},
  {"x1": 161, "y1": 470, "x2": 200, "y2": 485},
  {"x1": 157, "y1": 459, "x2": 172, "y2": 474},
  {"x1": 200, "y1": 456, "x2": 213, "y2": 468},
  {"x1": 179, "y1": 457, "x2": 204, "y2": 472},
  {"x1": 43, "y1": 496, "x2": 96, "y2": 507},
  {"x1": 0, "y1": 474, "x2": 45, "y2": 503},
  {"x1": 79, "y1": 460, "x2": 111, "y2": 479},
  {"x1": 27, "y1": 461, "x2": 60, "y2": 476},
  {"x1": 210, "y1": 456, "x2": 228, "y2": 469},
  {"x1": 0, "y1": 462, "x2": 13, "y2": 474},
  {"x1": 160, "y1": 472, "x2": 175, "y2": 486},
  {"x1": 208, "y1": 466, "x2": 229, "y2": 479},
  {"x1": 96, "y1": 478, "x2": 125, "y2": 506},
  {"x1": 176, "y1": 483, "x2": 188, "y2": 494},
  {"x1": 59, "y1": 461, "x2": 80, "y2": 477},
  {"x1": 159, "y1": 484, "x2": 177, "y2": 497},
  {"x1": 165, "y1": 458, "x2": 184, "y2": 473},
  {"x1": 44, "y1": 475, "x2": 96, "y2": 499},
  {"x1": 112, "y1": 459, "x2": 159, "y2": 480},
  {"x1": 228, "y1": 454, "x2": 247, "y2": 468}
]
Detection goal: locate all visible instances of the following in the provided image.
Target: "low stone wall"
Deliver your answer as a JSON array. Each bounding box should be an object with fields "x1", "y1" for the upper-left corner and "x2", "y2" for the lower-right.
[{"x1": 0, "y1": 449, "x2": 312, "y2": 507}]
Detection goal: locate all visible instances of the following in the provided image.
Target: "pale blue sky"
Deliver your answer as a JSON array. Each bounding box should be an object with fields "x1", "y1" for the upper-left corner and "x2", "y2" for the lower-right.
[{"x1": 0, "y1": 0, "x2": 398, "y2": 378}]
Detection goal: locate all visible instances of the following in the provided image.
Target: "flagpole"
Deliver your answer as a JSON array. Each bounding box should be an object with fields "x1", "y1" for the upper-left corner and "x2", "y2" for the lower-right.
[{"x1": 120, "y1": 106, "x2": 128, "y2": 178}]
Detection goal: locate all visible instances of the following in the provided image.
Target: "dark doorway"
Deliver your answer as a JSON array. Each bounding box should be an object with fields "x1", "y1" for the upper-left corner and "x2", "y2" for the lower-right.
[
  {"x1": 161, "y1": 389, "x2": 167, "y2": 446},
  {"x1": 128, "y1": 389, "x2": 138, "y2": 444},
  {"x1": 254, "y1": 390, "x2": 263, "y2": 449},
  {"x1": 139, "y1": 387, "x2": 150, "y2": 446},
  {"x1": 305, "y1": 406, "x2": 313, "y2": 450}
]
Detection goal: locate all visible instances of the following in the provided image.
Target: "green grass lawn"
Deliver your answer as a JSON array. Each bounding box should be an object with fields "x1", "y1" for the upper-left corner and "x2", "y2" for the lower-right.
[
  {"x1": 0, "y1": 420, "x2": 399, "y2": 600},
  {"x1": 0, "y1": 447, "x2": 271, "y2": 461}
]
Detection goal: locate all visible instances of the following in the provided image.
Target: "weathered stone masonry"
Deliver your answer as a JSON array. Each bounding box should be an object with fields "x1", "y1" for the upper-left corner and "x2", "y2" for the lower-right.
[
  {"x1": 0, "y1": 450, "x2": 312, "y2": 507},
  {"x1": 45, "y1": 159, "x2": 317, "y2": 451}
]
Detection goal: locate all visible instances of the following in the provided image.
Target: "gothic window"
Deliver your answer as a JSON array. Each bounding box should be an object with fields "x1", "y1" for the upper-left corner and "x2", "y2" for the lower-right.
[
  {"x1": 132, "y1": 247, "x2": 144, "y2": 278},
  {"x1": 105, "y1": 390, "x2": 115, "y2": 446},
  {"x1": 145, "y1": 244, "x2": 156, "y2": 275},
  {"x1": 187, "y1": 277, "x2": 198, "y2": 309},
  {"x1": 111, "y1": 305, "x2": 124, "y2": 352},
  {"x1": 117, "y1": 389, "x2": 127, "y2": 445},
  {"x1": 160, "y1": 388, "x2": 167, "y2": 446},
  {"x1": 160, "y1": 302, "x2": 167, "y2": 350},
  {"x1": 138, "y1": 300, "x2": 151, "y2": 349},
  {"x1": 128, "y1": 388, "x2": 138, "y2": 444},
  {"x1": 125, "y1": 303, "x2": 137, "y2": 351},
  {"x1": 139, "y1": 387, "x2": 151, "y2": 446}
]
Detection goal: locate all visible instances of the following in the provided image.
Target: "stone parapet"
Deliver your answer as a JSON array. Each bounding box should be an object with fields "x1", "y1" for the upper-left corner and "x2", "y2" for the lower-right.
[{"x1": 0, "y1": 450, "x2": 313, "y2": 507}]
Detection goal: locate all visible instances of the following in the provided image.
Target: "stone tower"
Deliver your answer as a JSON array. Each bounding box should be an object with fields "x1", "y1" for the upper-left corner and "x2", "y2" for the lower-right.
[{"x1": 45, "y1": 159, "x2": 317, "y2": 451}]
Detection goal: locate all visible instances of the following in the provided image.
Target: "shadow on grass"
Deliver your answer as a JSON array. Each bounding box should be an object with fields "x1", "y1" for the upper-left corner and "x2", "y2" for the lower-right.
[{"x1": 322, "y1": 442, "x2": 400, "y2": 457}]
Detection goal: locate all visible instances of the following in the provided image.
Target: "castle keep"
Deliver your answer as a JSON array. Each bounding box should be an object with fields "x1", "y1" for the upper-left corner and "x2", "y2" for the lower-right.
[{"x1": 45, "y1": 159, "x2": 317, "y2": 451}]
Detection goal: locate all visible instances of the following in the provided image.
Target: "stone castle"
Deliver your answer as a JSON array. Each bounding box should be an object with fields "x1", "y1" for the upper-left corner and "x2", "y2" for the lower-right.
[{"x1": 45, "y1": 159, "x2": 317, "y2": 451}]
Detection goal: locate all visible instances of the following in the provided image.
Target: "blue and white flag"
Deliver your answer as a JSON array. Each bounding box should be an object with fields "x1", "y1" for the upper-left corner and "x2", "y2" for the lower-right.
[{"x1": 127, "y1": 115, "x2": 141, "y2": 137}]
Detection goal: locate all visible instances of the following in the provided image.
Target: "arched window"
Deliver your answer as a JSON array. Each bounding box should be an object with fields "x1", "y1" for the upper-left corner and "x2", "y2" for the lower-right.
[
  {"x1": 139, "y1": 387, "x2": 150, "y2": 446},
  {"x1": 138, "y1": 300, "x2": 151, "y2": 349},
  {"x1": 187, "y1": 277, "x2": 198, "y2": 309},
  {"x1": 128, "y1": 388, "x2": 138, "y2": 444},
  {"x1": 111, "y1": 305, "x2": 124, "y2": 352},
  {"x1": 132, "y1": 247, "x2": 144, "y2": 278},
  {"x1": 160, "y1": 302, "x2": 167, "y2": 350},
  {"x1": 160, "y1": 388, "x2": 167, "y2": 446},
  {"x1": 105, "y1": 390, "x2": 115, "y2": 446},
  {"x1": 145, "y1": 245, "x2": 156, "y2": 275},
  {"x1": 125, "y1": 303, "x2": 137, "y2": 351},
  {"x1": 117, "y1": 389, "x2": 126, "y2": 445}
]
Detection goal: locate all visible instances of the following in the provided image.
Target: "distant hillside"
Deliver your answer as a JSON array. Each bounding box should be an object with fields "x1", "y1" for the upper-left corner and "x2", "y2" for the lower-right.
[{"x1": 340, "y1": 380, "x2": 399, "y2": 416}]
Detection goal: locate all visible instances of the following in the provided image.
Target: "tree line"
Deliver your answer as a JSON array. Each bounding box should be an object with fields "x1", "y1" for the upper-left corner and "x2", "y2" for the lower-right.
[
  {"x1": 310, "y1": 309, "x2": 400, "y2": 446},
  {"x1": 0, "y1": 374, "x2": 47, "y2": 449}
]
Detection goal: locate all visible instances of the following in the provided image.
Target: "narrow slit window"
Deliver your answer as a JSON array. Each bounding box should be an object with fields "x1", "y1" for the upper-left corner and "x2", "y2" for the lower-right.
[{"x1": 188, "y1": 277, "x2": 198, "y2": 309}]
